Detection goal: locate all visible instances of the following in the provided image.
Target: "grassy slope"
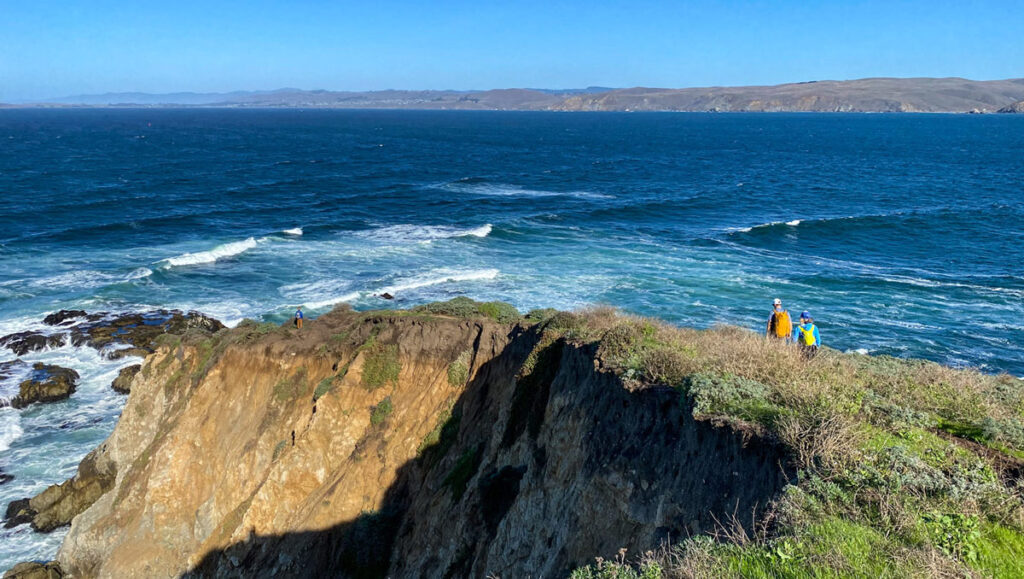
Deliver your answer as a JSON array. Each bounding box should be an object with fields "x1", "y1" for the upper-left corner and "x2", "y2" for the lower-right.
[{"x1": 396, "y1": 299, "x2": 1024, "y2": 578}]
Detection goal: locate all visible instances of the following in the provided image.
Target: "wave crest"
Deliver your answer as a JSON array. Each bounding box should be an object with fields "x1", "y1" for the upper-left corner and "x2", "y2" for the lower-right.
[
  {"x1": 357, "y1": 224, "x2": 492, "y2": 243},
  {"x1": 160, "y1": 237, "x2": 260, "y2": 268}
]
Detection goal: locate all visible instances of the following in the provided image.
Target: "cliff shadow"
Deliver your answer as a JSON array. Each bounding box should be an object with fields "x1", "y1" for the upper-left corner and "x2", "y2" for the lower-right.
[{"x1": 185, "y1": 328, "x2": 794, "y2": 578}]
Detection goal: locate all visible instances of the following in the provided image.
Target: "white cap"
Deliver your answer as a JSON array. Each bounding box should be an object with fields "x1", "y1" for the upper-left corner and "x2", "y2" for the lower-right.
[{"x1": 773, "y1": 298, "x2": 782, "y2": 305}]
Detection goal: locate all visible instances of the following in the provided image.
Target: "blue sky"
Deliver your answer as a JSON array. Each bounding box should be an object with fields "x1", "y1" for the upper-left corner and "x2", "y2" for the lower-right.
[{"x1": 1, "y1": 0, "x2": 1021, "y2": 101}]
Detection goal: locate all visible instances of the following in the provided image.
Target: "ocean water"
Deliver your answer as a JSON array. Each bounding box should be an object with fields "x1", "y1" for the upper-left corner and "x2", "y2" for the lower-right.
[{"x1": 1, "y1": 109, "x2": 1023, "y2": 567}]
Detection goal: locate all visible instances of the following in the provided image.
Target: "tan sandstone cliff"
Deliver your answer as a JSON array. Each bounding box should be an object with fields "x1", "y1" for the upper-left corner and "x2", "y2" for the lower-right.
[{"x1": 42, "y1": 306, "x2": 789, "y2": 578}]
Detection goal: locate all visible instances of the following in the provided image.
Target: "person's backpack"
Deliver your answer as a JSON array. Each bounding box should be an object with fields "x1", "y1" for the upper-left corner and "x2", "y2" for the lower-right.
[
  {"x1": 798, "y1": 324, "x2": 817, "y2": 346},
  {"x1": 773, "y1": 310, "x2": 791, "y2": 338}
]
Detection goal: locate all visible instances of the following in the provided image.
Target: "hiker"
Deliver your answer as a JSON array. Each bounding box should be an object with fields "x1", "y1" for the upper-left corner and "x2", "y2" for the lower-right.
[
  {"x1": 796, "y1": 311, "x2": 820, "y2": 357},
  {"x1": 765, "y1": 298, "x2": 792, "y2": 342},
  {"x1": 294, "y1": 306, "x2": 304, "y2": 329}
]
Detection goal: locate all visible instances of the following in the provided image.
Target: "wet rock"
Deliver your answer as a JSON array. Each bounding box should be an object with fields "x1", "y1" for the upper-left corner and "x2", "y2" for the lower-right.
[
  {"x1": 69, "y1": 310, "x2": 225, "y2": 357},
  {"x1": 380, "y1": 292, "x2": 394, "y2": 300},
  {"x1": 27, "y1": 446, "x2": 115, "y2": 533},
  {"x1": 111, "y1": 364, "x2": 141, "y2": 394},
  {"x1": 42, "y1": 310, "x2": 87, "y2": 326},
  {"x1": 2, "y1": 561, "x2": 64, "y2": 579},
  {"x1": 0, "y1": 359, "x2": 26, "y2": 381},
  {"x1": 0, "y1": 470, "x2": 12, "y2": 485},
  {"x1": 11, "y1": 364, "x2": 79, "y2": 409},
  {"x1": 0, "y1": 332, "x2": 66, "y2": 357},
  {"x1": 3, "y1": 498, "x2": 36, "y2": 529}
]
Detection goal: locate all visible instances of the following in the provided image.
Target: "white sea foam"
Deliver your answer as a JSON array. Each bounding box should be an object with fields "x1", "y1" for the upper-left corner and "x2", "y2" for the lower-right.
[
  {"x1": 0, "y1": 409, "x2": 23, "y2": 452},
  {"x1": 282, "y1": 228, "x2": 303, "y2": 236},
  {"x1": 379, "y1": 269, "x2": 500, "y2": 295},
  {"x1": 440, "y1": 182, "x2": 614, "y2": 200},
  {"x1": 785, "y1": 219, "x2": 802, "y2": 226},
  {"x1": 160, "y1": 237, "x2": 260, "y2": 268},
  {"x1": 735, "y1": 219, "x2": 802, "y2": 233},
  {"x1": 302, "y1": 269, "x2": 500, "y2": 310},
  {"x1": 357, "y1": 224, "x2": 492, "y2": 244}
]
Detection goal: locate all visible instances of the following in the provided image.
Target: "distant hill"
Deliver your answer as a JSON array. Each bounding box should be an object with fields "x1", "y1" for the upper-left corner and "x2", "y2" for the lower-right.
[{"x1": 14, "y1": 78, "x2": 1024, "y2": 112}]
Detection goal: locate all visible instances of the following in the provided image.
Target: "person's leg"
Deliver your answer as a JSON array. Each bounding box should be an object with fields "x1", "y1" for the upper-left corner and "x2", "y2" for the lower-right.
[{"x1": 297, "y1": 318, "x2": 303, "y2": 329}]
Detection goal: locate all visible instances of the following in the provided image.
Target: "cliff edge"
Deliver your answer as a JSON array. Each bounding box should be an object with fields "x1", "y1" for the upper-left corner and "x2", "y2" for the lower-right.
[{"x1": 10, "y1": 299, "x2": 1024, "y2": 578}]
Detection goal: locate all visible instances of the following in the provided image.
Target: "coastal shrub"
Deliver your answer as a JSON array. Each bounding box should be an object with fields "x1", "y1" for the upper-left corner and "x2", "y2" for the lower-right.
[
  {"x1": 313, "y1": 376, "x2": 335, "y2": 401},
  {"x1": 444, "y1": 445, "x2": 483, "y2": 501},
  {"x1": 370, "y1": 397, "x2": 393, "y2": 426},
  {"x1": 923, "y1": 512, "x2": 981, "y2": 563},
  {"x1": 418, "y1": 406, "x2": 460, "y2": 466},
  {"x1": 525, "y1": 308, "x2": 558, "y2": 324},
  {"x1": 680, "y1": 373, "x2": 782, "y2": 427},
  {"x1": 411, "y1": 297, "x2": 521, "y2": 323},
  {"x1": 447, "y1": 349, "x2": 472, "y2": 386},
  {"x1": 361, "y1": 342, "x2": 401, "y2": 390}
]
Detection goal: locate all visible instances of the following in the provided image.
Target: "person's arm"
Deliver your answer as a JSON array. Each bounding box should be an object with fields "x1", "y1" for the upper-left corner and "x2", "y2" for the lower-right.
[
  {"x1": 814, "y1": 326, "x2": 821, "y2": 347},
  {"x1": 766, "y1": 314, "x2": 773, "y2": 337}
]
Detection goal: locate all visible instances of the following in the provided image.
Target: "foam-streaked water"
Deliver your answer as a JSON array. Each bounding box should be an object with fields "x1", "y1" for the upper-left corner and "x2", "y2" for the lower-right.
[{"x1": 1, "y1": 109, "x2": 1023, "y2": 568}]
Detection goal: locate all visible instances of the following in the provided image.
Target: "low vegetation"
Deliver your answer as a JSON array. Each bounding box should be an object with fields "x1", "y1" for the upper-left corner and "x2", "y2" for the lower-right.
[
  {"x1": 412, "y1": 296, "x2": 522, "y2": 324},
  {"x1": 545, "y1": 307, "x2": 1024, "y2": 578},
  {"x1": 360, "y1": 339, "x2": 401, "y2": 391}
]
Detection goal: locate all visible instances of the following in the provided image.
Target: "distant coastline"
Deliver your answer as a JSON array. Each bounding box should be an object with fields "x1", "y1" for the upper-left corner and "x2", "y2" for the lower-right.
[{"x1": 5, "y1": 77, "x2": 1024, "y2": 113}]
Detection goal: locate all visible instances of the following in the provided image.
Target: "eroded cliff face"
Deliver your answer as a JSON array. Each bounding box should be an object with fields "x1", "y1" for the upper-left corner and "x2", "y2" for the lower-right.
[{"x1": 52, "y1": 309, "x2": 791, "y2": 578}]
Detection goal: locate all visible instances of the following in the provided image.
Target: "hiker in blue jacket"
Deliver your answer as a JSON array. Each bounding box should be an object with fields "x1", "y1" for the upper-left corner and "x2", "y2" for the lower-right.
[{"x1": 796, "y1": 311, "x2": 820, "y2": 358}]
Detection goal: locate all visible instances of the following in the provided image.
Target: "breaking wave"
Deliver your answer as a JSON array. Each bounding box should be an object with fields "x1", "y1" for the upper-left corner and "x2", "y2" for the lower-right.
[{"x1": 160, "y1": 237, "x2": 261, "y2": 268}]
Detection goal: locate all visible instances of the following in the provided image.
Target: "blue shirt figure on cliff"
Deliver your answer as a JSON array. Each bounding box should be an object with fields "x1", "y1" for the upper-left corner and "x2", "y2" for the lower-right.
[
  {"x1": 294, "y1": 306, "x2": 303, "y2": 329},
  {"x1": 796, "y1": 311, "x2": 820, "y2": 358}
]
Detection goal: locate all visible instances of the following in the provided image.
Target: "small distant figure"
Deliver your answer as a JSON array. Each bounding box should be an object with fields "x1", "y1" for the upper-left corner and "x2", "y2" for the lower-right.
[
  {"x1": 294, "y1": 306, "x2": 304, "y2": 329},
  {"x1": 796, "y1": 311, "x2": 820, "y2": 358},
  {"x1": 766, "y1": 298, "x2": 792, "y2": 342}
]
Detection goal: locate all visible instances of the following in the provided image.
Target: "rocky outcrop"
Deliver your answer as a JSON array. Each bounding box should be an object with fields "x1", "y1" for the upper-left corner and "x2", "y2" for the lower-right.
[
  {"x1": 110, "y1": 365, "x2": 141, "y2": 394},
  {"x1": 0, "y1": 470, "x2": 12, "y2": 485},
  {"x1": 2, "y1": 562, "x2": 64, "y2": 579},
  {"x1": 4, "y1": 445, "x2": 116, "y2": 533},
  {"x1": 0, "y1": 310, "x2": 225, "y2": 361},
  {"x1": 0, "y1": 332, "x2": 66, "y2": 357},
  {"x1": 40, "y1": 309, "x2": 791, "y2": 578},
  {"x1": 997, "y1": 100, "x2": 1024, "y2": 113},
  {"x1": 11, "y1": 363, "x2": 79, "y2": 409},
  {"x1": 42, "y1": 310, "x2": 87, "y2": 327}
]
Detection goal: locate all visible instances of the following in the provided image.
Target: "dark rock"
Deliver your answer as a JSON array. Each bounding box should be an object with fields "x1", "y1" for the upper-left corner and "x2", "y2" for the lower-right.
[
  {"x1": 3, "y1": 498, "x2": 36, "y2": 529},
  {"x1": 11, "y1": 363, "x2": 79, "y2": 409},
  {"x1": 2, "y1": 561, "x2": 64, "y2": 579},
  {"x1": 380, "y1": 293, "x2": 394, "y2": 300},
  {"x1": 111, "y1": 364, "x2": 142, "y2": 394},
  {"x1": 0, "y1": 470, "x2": 12, "y2": 485},
  {"x1": 69, "y1": 310, "x2": 225, "y2": 357},
  {"x1": 42, "y1": 310, "x2": 87, "y2": 326},
  {"x1": 0, "y1": 359, "x2": 26, "y2": 381},
  {"x1": 107, "y1": 347, "x2": 151, "y2": 360},
  {"x1": 0, "y1": 332, "x2": 66, "y2": 357}
]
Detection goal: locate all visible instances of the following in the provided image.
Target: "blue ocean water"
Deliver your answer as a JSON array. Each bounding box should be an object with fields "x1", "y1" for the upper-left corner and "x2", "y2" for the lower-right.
[{"x1": 1, "y1": 109, "x2": 1023, "y2": 567}]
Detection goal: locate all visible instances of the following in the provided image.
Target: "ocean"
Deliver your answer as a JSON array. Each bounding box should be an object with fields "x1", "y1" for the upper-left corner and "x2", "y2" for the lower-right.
[{"x1": 1, "y1": 109, "x2": 1023, "y2": 567}]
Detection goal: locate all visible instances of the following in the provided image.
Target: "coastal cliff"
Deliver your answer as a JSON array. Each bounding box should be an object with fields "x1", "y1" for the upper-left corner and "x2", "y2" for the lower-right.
[
  {"x1": 45, "y1": 304, "x2": 788, "y2": 578},
  {"x1": 9, "y1": 300, "x2": 1024, "y2": 577}
]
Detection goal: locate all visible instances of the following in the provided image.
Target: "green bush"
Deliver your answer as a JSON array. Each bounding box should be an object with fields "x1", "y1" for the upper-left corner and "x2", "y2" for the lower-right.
[
  {"x1": 411, "y1": 297, "x2": 521, "y2": 324},
  {"x1": 370, "y1": 397, "x2": 393, "y2": 426},
  {"x1": 362, "y1": 343, "x2": 401, "y2": 390},
  {"x1": 313, "y1": 376, "x2": 335, "y2": 401},
  {"x1": 680, "y1": 373, "x2": 781, "y2": 426},
  {"x1": 923, "y1": 512, "x2": 981, "y2": 563}
]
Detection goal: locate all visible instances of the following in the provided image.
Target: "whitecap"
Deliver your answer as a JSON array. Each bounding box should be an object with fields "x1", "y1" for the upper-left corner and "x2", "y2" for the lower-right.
[
  {"x1": 438, "y1": 181, "x2": 614, "y2": 200},
  {"x1": 356, "y1": 224, "x2": 492, "y2": 244},
  {"x1": 159, "y1": 237, "x2": 260, "y2": 268},
  {"x1": 0, "y1": 409, "x2": 23, "y2": 452},
  {"x1": 378, "y1": 269, "x2": 499, "y2": 295},
  {"x1": 302, "y1": 269, "x2": 500, "y2": 310},
  {"x1": 282, "y1": 228, "x2": 303, "y2": 236},
  {"x1": 785, "y1": 220, "x2": 802, "y2": 226}
]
